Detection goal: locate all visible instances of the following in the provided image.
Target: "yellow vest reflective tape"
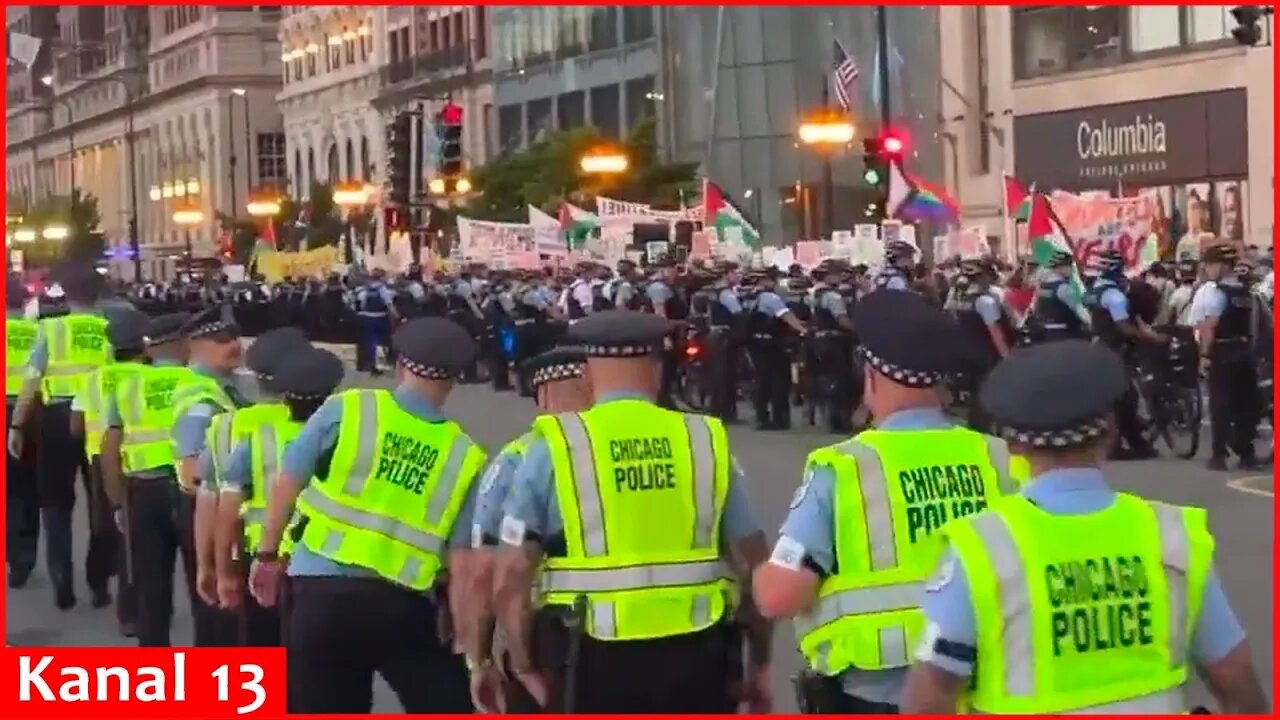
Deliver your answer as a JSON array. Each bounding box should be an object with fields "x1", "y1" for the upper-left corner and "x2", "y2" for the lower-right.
[
  {"x1": 7, "y1": 319, "x2": 37, "y2": 396},
  {"x1": 540, "y1": 559, "x2": 730, "y2": 594},
  {"x1": 961, "y1": 498, "x2": 1196, "y2": 713},
  {"x1": 793, "y1": 582, "x2": 924, "y2": 637}
]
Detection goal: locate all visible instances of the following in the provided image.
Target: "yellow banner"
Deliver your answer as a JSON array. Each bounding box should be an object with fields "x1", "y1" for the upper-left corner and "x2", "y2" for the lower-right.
[{"x1": 257, "y1": 246, "x2": 340, "y2": 283}]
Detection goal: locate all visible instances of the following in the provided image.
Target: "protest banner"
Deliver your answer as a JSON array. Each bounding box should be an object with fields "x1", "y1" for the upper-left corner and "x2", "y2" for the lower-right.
[
  {"x1": 256, "y1": 246, "x2": 341, "y2": 283},
  {"x1": 456, "y1": 216, "x2": 535, "y2": 261},
  {"x1": 1049, "y1": 191, "x2": 1159, "y2": 273}
]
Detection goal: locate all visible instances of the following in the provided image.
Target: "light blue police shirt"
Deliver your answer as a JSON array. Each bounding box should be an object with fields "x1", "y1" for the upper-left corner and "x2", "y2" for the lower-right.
[
  {"x1": 754, "y1": 290, "x2": 790, "y2": 318},
  {"x1": 1096, "y1": 279, "x2": 1130, "y2": 322},
  {"x1": 813, "y1": 287, "x2": 848, "y2": 317},
  {"x1": 501, "y1": 391, "x2": 761, "y2": 545},
  {"x1": 879, "y1": 272, "x2": 910, "y2": 292},
  {"x1": 974, "y1": 293, "x2": 1003, "y2": 326},
  {"x1": 280, "y1": 387, "x2": 479, "y2": 578},
  {"x1": 918, "y1": 467, "x2": 1246, "y2": 678},
  {"x1": 1054, "y1": 281, "x2": 1081, "y2": 308},
  {"x1": 646, "y1": 281, "x2": 674, "y2": 308},
  {"x1": 452, "y1": 279, "x2": 475, "y2": 300},
  {"x1": 718, "y1": 288, "x2": 744, "y2": 315},
  {"x1": 103, "y1": 358, "x2": 185, "y2": 479},
  {"x1": 614, "y1": 280, "x2": 636, "y2": 307},
  {"x1": 214, "y1": 397, "x2": 287, "y2": 493},
  {"x1": 171, "y1": 363, "x2": 248, "y2": 463},
  {"x1": 777, "y1": 406, "x2": 952, "y2": 704},
  {"x1": 473, "y1": 442, "x2": 527, "y2": 545},
  {"x1": 354, "y1": 283, "x2": 395, "y2": 317},
  {"x1": 1197, "y1": 278, "x2": 1237, "y2": 320},
  {"x1": 521, "y1": 287, "x2": 550, "y2": 311}
]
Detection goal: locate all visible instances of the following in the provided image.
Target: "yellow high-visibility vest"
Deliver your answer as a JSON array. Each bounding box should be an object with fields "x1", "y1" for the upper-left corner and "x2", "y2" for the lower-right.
[
  {"x1": 296, "y1": 389, "x2": 486, "y2": 590},
  {"x1": 80, "y1": 362, "x2": 145, "y2": 458},
  {"x1": 535, "y1": 399, "x2": 732, "y2": 642},
  {"x1": 244, "y1": 415, "x2": 303, "y2": 555},
  {"x1": 944, "y1": 493, "x2": 1212, "y2": 714},
  {"x1": 6, "y1": 317, "x2": 37, "y2": 397},
  {"x1": 39, "y1": 313, "x2": 112, "y2": 398},
  {"x1": 796, "y1": 427, "x2": 1025, "y2": 675},
  {"x1": 117, "y1": 365, "x2": 195, "y2": 473},
  {"x1": 204, "y1": 403, "x2": 291, "y2": 488}
]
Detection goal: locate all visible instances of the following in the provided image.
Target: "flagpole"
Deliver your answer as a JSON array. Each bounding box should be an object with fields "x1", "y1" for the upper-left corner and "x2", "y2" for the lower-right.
[{"x1": 1000, "y1": 171, "x2": 1013, "y2": 261}]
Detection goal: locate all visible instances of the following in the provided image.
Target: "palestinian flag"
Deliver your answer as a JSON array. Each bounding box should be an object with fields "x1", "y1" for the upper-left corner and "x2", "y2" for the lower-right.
[
  {"x1": 1004, "y1": 174, "x2": 1033, "y2": 222},
  {"x1": 558, "y1": 202, "x2": 599, "y2": 250},
  {"x1": 701, "y1": 179, "x2": 760, "y2": 246},
  {"x1": 1026, "y1": 192, "x2": 1085, "y2": 299}
]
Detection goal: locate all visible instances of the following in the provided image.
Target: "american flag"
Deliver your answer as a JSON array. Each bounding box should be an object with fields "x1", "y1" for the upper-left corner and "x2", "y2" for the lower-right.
[{"x1": 832, "y1": 39, "x2": 859, "y2": 112}]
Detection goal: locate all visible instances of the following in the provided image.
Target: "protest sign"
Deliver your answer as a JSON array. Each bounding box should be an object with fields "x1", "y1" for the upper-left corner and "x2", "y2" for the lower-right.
[
  {"x1": 1049, "y1": 192, "x2": 1159, "y2": 273},
  {"x1": 257, "y1": 246, "x2": 340, "y2": 283}
]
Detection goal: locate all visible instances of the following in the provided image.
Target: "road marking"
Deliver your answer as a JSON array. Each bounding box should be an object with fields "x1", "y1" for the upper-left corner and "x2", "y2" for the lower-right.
[{"x1": 1227, "y1": 475, "x2": 1275, "y2": 498}]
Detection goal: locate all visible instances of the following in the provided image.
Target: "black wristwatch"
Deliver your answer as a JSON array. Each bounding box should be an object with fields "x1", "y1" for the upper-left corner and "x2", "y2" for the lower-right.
[{"x1": 254, "y1": 549, "x2": 280, "y2": 562}]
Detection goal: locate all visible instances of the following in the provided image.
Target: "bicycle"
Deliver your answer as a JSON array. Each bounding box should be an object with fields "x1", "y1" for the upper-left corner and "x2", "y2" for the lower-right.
[{"x1": 1135, "y1": 330, "x2": 1202, "y2": 459}]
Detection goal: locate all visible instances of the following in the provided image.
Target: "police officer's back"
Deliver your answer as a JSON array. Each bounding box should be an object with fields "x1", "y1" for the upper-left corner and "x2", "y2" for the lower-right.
[
  {"x1": 902, "y1": 341, "x2": 1268, "y2": 715},
  {"x1": 1029, "y1": 250, "x2": 1090, "y2": 342},
  {"x1": 493, "y1": 311, "x2": 773, "y2": 713},
  {"x1": 755, "y1": 290, "x2": 1025, "y2": 714}
]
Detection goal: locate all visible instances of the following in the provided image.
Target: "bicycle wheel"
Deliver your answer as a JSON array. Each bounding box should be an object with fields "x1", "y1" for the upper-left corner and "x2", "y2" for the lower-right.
[
  {"x1": 1159, "y1": 386, "x2": 1201, "y2": 459},
  {"x1": 1132, "y1": 376, "x2": 1161, "y2": 447},
  {"x1": 675, "y1": 362, "x2": 710, "y2": 413}
]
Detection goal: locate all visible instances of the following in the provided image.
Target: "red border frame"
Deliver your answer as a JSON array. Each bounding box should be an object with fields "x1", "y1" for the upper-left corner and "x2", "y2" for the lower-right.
[{"x1": 0, "y1": 1, "x2": 1276, "y2": 717}]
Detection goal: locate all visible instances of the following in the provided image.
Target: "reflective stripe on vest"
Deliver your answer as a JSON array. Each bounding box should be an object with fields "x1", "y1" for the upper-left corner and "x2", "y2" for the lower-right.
[
  {"x1": 967, "y1": 503, "x2": 1191, "y2": 704},
  {"x1": 540, "y1": 559, "x2": 728, "y2": 593},
  {"x1": 798, "y1": 431, "x2": 1021, "y2": 675},
  {"x1": 7, "y1": 318, "x2": 37, "y2": 396},
  {"x1": 242, "y1": 420, "x2": 302, "y2": 555}
]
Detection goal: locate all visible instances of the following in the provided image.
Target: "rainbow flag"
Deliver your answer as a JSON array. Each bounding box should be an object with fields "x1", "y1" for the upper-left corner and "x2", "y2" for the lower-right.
[{"x1": 886, "y1": 160, "x2": 960, "y2": 224}]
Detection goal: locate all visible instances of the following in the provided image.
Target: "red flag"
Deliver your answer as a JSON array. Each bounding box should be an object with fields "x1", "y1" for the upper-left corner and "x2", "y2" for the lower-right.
[
  {"x1": 701, "y1": 179, "x2": 725, "y2": 220},
  {"x1": 260, "y1": 217, "x2": 277, "y2": 248},
  {"x1": 1003, "y1": 174, "x2": 1029, "y2": 216},
  {"x1": 557, "y1": 203, "x2": 573, "y2": 231},
  {"x1": 1025, "y1": 193, "x2": 1055, "y2": 239}
]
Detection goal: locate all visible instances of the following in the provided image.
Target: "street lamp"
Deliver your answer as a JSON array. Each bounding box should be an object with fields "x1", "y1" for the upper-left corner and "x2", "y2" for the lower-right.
[
  {"x1": 578, "y1": 149, "x2": 629, "y2": 175},
  {"x1": 13, "y1": 229, "x2": 37, "y2": 243},
  {"x1": 246, "y1": 198, "x2": 282, "y2": 218},
  {"x1": 41, "y1": 225, "x2": 70, "y2": 241},
  {"x1": 797, "y1": 108, "x2": 855, "y2": 239},
  {"x1": 333, "y1": 182, "x2": 370, "y2": 264},
  {"x1": 172, "y1": 204, "x2": 204, "y2": 277}
]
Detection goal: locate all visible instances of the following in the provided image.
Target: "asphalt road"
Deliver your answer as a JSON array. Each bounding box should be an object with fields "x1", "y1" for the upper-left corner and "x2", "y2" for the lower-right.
[{"x1": 5, "y1": 372, "x2": 1273, "y2": 712}]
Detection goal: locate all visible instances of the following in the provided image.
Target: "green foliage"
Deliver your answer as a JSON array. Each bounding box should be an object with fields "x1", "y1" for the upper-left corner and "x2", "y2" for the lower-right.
[
  {"x1": 14, "y1": 190, "x2": 104, "y2": 267},
  {"x1": 463, "y1": 118, "x2": 699, "y2": 221}
]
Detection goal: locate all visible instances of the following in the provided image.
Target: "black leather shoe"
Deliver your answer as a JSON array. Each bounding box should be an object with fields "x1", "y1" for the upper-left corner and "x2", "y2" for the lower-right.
[
  {"x1": 7, "y1": 568, "x2": 32, "y2": 589},
  {"x1": 90, "y1": 588, "x2": 112, "y2": 609},
  {"x1": 54, "y1": 585, "x2": 76, "y2": 611},
  {"x1": 1206, "y1": 456, "x2": 1229, "y2": 472}
]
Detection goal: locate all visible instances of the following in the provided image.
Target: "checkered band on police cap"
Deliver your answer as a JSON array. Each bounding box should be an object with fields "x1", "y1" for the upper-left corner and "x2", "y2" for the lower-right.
[
  {"x1": 998, "y1": 413, "x2": 1110, "y2": 449},
  {"x1": 531, "y1": 361, "x2": 586, "y2": 389},
  {"x1": 189, "y1": 321, "x2": 234, "y2": 340},
  {"x1": 857, "y1": 345, "x2": 944, "y2": 388},
  {"x1": 581, "y1": 343, "x2": 655, "y2": 358},
  {"x1": 400, "y1": 358, "x2": 455, "y2": 380}
]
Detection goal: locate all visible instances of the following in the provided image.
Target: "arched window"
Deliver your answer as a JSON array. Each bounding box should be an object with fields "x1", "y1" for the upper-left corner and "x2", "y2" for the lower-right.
[
  {"x1": 326, "y1": 143, "x2": 338, "y2": 183},
  {"x1": 360, "y1": 136, "x2": 370, "y2": 181},
  {"x1": 344, "y1": 138, "x2": 355, "y2": 182},
  {"x1": 293, "y1": 149, "x2": 302, "y2": 194},
  {"x1": 306, "y1": 147, "x2": 316, "y2": 194}
]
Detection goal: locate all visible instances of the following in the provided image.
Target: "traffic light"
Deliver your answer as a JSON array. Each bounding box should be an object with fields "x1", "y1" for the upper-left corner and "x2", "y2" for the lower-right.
[
  {"x1": 386, "y1": 112, "x2": 412, "y2": 207},
  {"x1": 861, "y1": 130, "x2": 907, "y2": 220},
  {"x1": 1229, "y1": 6, "x2": 1271, "y2": 46},
  {"x1": 436, "y1": 103, "x2": 464, "y2": 193}
]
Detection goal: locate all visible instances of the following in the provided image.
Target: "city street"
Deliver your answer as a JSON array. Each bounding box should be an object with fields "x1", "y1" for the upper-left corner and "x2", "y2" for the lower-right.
[{"x1": 4, "y1": 371, "x2": 1274, "y2": 711}]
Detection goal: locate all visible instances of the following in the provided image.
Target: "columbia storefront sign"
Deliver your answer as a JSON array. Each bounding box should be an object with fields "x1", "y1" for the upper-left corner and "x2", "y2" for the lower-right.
[{"x1": 1014, "y1": 88, "x2": 1248, "y2": 191}]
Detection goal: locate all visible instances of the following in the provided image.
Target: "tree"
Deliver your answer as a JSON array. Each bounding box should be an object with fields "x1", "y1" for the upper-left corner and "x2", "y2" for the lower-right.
[{"x1": 17, "y1": 190, "x2": 104, "y2": 266}]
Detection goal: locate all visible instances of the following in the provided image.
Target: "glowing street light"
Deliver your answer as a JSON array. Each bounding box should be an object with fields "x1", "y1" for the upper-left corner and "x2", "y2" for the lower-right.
[
  {"x1": 578, "y1": 149, "x2": 629, "y2": 175},
  {"x1": 332, "y1": 182, "x2": 370, "y2": 208},
  {"x1": 186, "y1": 177, "x2": 201, "y2": 196},
  {"x1": 455, "y1": 177, "x2": 473, "y2": 194},
  {"x1": 13, "y1": 229, "x2": 37, "y2": 243},
  {"x1": 172, "y1": 206, "x2": 205, "y2": 227},
  {"x1": 41, "y1": 225, "x2": 70, "y2": 241},
  {"x1": 161, "y1": 182, "x2": 175, "y2": 199},
  {"x1": 149, "y1": 185, "x2": 162, "y2": 201},
  {"x1": 428, "y1": 178, "x2": 447, "y2": 195},
  {"x1": 798, "y1": 112, "x2": 856, "y2": 146},
  {"x1": 246, "y1": 198, "x2": 282, "y2": 217}
]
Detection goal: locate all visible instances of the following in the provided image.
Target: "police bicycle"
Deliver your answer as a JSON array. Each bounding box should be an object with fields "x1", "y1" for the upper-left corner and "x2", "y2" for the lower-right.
[{"x1": 1133, "y1": 327, "x2": 1202, "y2": 459}]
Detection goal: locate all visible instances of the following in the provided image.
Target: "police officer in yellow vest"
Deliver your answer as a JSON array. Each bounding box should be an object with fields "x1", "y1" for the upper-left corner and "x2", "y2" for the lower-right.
[
  {"x1": 901, "y1": 340, "x2": 1269, "y2": 715},
  {"x1": 71, "y1": 306, "x2": 150, "y2": 632},
  {"x1": 213, "y1": 329, "x2": 327, "y2": 646},
  {"x1": 248, "y1": 317, "x2": 487, "y2": 714},
  {"x1": 754, "y1": 289, "x2": 1028, "y2": 714},
  {"x1": 465, "y1": 345, "x2": 593, "y2": 713},
  {"x1": 493, "y1": 310, "x2": 774, "y2": 714},
  {"x1": 169, "y1": 304, "x2": 250, "y2": 646},
  {"x1": 8, "y1": 261, "x2": 113, "y2": 610},
  {"x1": 99, "y1": 312, "x2": 195, "y2": 647},
  {"x1": 5, "y1": 274, "x2": 40, "y2": 588}
]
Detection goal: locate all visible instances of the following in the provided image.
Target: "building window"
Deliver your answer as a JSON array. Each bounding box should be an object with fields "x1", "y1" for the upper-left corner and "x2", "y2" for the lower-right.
[
  {"x1": 557, "y1": 91, "x2": 585, "y2": 130},
  {"x1": 360, "y1": 136, "x2": 370, "y2": 180},
  {"x1": 622, "y1": 7, "x2": 654, "y2": 44},
  {"x1": 453, "y1": 12, "x2": 465, "y2": 49},
  {"x1": 1188, "y1": 5, "x2": 1233, "y2": 44},
  {"x1": 589, "y1": 8, "x2": 618, "y2": 52},
  {"x1": 1129, "y1": 6, "x2": 1182, "y2": 53},
  {"x1": 497, "y1": 104, "x2": 522, "y2": 154},
  {"x1": 590, "y1": 84, "x2": 621, "y2": 140},
  {"x1": 257, "y1": 132, "x2": 287, "y2": 190},
  {"x1": 293, "y1": 149, "x2": 302, "y2": 193},
  {"x1": 306, "y1": 51, "x2": 316, "y2": 76},
  {"x1": 344, "y1": 139, "x2": 355, "y2": 181},
  {"x1": 475, "y1": 8, "x2": 488, "y2": 58},
  {"x1": 623, "y1": 76, "x2": 654, "y2": 130},
  {"x1": 307, "y1": 148, "x2": 316, "y2": 191}
]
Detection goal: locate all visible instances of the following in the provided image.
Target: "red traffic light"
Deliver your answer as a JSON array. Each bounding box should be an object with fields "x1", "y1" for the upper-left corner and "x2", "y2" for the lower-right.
[
  {"x1": 880, "y1": 133, "x2": 905, "y2": 155},
  {"x1": 439, "y1": 103, "x2": 463, "y2": 125}
]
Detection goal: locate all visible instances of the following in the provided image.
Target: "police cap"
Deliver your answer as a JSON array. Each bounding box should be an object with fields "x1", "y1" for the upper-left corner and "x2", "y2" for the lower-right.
[
  {"x1": 273, "y1": 347, "x2": 345, "y2": 400},
  {"x1": 1095, "y1": 248, "x2": 1125, "y2": 272},
  {"x1": 46, "y1": 260, "x2": 103, "y2": 303},
  {"x1": 567, "y1": 310, "x2": 669, "y2": 358},
  {"x1": 182, "y1": 303, "x2": 240, "y2": 341},
  {"x1": 245, "y1": 327, "x2": 311, "y2": 378},
  {"x1": 520, "y1": 346, "x2": 588, "y2": 390},
  {"x1": 106, "y1": 308, "x2": 150, "y2": 351},
  {"x1": 1201, "y1": 244, "x2": 1239, "y2": 265},
  {"x1": 392, "y1": 317, "x2": 477, "y2": 379},
  {"x1": 979, "y1": 340, "x2": 1125, "y2": 449},
  {"x1": 145, "y1": 312, "x2": 192, "y2": 346},
  {"x1": 852, "y1": 290, "x2": 964, "y2": 388}
]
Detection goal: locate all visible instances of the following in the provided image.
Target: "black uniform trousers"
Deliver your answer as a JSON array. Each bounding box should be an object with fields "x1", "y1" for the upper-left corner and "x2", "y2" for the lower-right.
[
  {"x1": 285, "y1": 576, "x2": 472, "y2": 714},
  {"x1": 1207, "y1": 344, "x2": 1259, "y2": 461},
  {"x1": 127, "y1": 475, "x2": 232, "y2": 647},
  {"x1": 813, "y1": 333, "x2": 855, "y2": 433},
  {"x1": 748, "y1": 339, "x2": 792, "y2": 429},
  {"x1": 486, "y1": 321, "x2": 512, "y2": 391},
  {"x1": 354, "y1": 313, "x2": 390, "y2": 374},
  {"x1": 707, "y1": 328, "x2": 739, "y2": 421},
  {"x1": 5, "y1": 397, "x2": 40, "y2": 583}
]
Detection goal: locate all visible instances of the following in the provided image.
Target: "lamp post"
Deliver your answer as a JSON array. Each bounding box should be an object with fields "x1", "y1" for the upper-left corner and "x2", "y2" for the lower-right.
[
  {"x1": 172, "y1": 204, "x2": 204, "y2": 278},
  {"x1": 334, "y1": 182, "x2": 371, "y2": 265},
  {"x1": 798, "y1": 98, "x2": 855, "y2": 239}
]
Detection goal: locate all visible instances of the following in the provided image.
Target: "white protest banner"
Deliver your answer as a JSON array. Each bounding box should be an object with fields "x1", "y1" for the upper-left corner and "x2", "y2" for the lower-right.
[
  {"x1": 831, "y1": 230, "x2": 855, "y2": 249},
  {"x1": 900, "y1": 224, "x2": 917, "y2": 251},
  {"x1": 854, "y1": 224, "x2": 879, "y2": 244},
  {"x1": 936, "y1": 226, "x2": 990, "y2": 259},
  {"x1": 1048, "y1": 191, "x2": 1160, "y2": 273},
  {"x1": 881, "y1": 220, "x2": 902, "y2": 247},
  {"x1": 456, "y1": 216, "x2": 535, "y2": 261}
]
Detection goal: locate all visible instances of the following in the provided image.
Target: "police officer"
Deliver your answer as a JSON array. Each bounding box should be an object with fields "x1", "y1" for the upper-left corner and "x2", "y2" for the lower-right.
[
  {"x1": 949, "y1": 258, "x2": 1014, "y2": 433},
  {"x1": 645, "y1": 257, "x2": 688, "y2": 409},
  {"x1": 808, "y1": 261, "x2": 856, "y2": 434},
  {"x1": 1194, "y1": 245, "x2": 1261, "y2": 471},
  {"x1": 754, "y1": 290, "x2": 1025, "y2": 714},
  {"x1": 902, "y1": 340, "x2": 1268, "y2": 715},
  {"x1": 5, "y1": 275, "x2": 39, "y2": 588},
  {"x1": 482, "y1": 271, "x2": 516, "y2": 391},
  {"x1": 72, "y1": 306, "x2": 151, "y2": 623},
  {"x1": 606, "y1": 260, "x2": 642, "y2": 310},
  {"x1": 8, "y1": 261, "x2": 113, "y2": 610},
  {"x1": 248, "y1": 316, "x2": 484, "y2": 713},
  {"x1": 98, "y1": 312, "x2": 193, "y2": 646},
  {"x1": 206, "y1": 327, "x2": 313, "y2": 620},
  {"x1": 1028, "y1": 249, "x2": 1090, "y2": 342},
  {"x1": 352, "y1": 269, "x2": 398, "y2": 376},
  {"x1": 169, "y1": 304, "x2": 251, "y2": 645},
  {"x1": 449, "y1": 267, "x2": 485, "y2": 382},
  {"x1": 493, "y1": 310, "x2": 773, "y2": 713},
  {"x1": 1157, "y1": 259, "x2": 1200, "y2": 327},
  {"x1": 219, "y1": 342, "x2": 344, "y2": 647},
  {"x1": 1080, "y1": 249, "x2": 1161, "y2": 460},
  {"x1": 747, "y1": 268, "x2": 807, "y2": 430},
  {"x1": 465, "y1": 346, "x2": 593, "y2": 712},
  {"x1": 706, "y1": 262, "x2": 745, "y2": 423},
  {"x1": 872, "y1": 241, "x2": 918, "y2": 292}
]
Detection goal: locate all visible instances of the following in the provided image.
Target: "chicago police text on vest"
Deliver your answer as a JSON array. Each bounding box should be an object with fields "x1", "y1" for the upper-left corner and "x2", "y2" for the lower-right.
[
  {"x1": 610, "y1": 437, "x2": 676, "y2": 491},
  {"x1": 901, "y1": 464, "x2": 988, "y2": 543},
  {"x1": 375, "y1": 433, "x2": 440, "y2": 494},
  {"x1": 1046, "y1": 556, "x2": 1155, "y2": 656},
  {"x1": 72, "y1": 325, "x2": 105, "y2": 352},
  {"x1": 144, "y1": 378, "x2": 180, "y2": 411}
]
